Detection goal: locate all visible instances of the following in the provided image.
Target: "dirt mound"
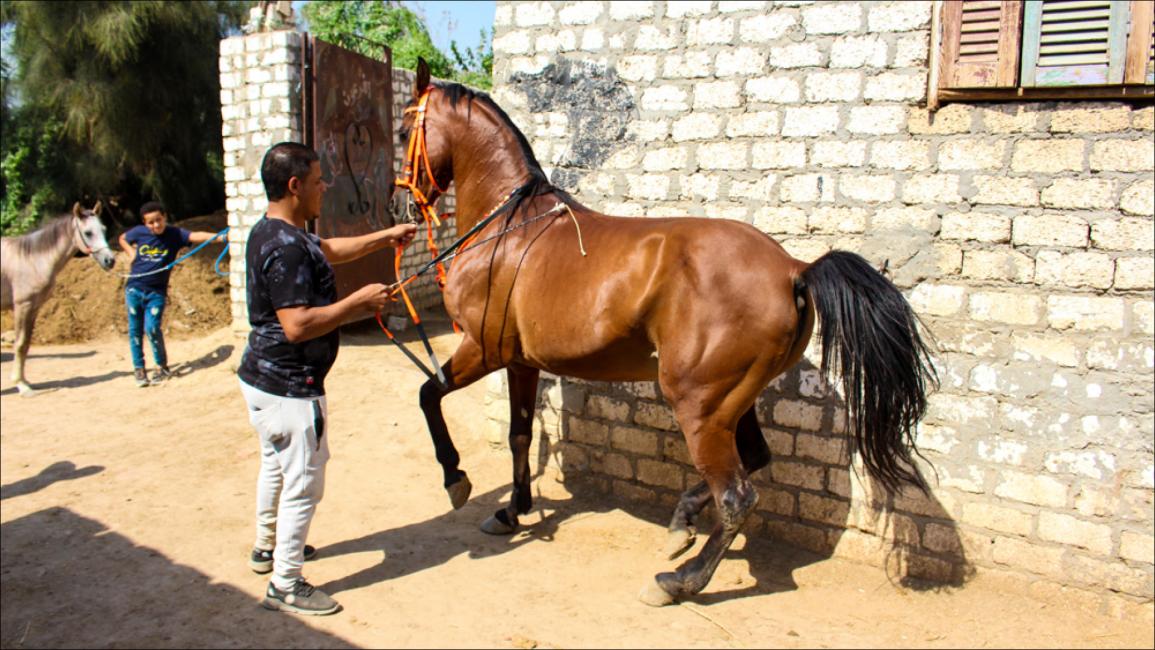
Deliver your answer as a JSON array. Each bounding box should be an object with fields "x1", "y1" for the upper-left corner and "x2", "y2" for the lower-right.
[{"x1": 1, "y1": 211, "x2": 232, "y2": 344}]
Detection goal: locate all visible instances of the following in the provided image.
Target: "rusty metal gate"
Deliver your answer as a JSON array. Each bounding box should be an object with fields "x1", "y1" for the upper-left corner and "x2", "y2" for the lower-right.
[{"x1": 302, "y1": 35, "x2": 395, "y2": 301}]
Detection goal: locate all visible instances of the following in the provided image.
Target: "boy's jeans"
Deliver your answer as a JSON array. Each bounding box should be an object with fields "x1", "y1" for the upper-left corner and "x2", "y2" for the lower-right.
[{"x1": 125, "y1": 286, "x2": 168, "y2": 369}]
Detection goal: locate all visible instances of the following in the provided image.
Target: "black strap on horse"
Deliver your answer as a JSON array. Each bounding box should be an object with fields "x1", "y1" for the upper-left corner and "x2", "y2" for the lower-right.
[{"x1": 380, "y1": 179, "x2": 542, "y2": 389}]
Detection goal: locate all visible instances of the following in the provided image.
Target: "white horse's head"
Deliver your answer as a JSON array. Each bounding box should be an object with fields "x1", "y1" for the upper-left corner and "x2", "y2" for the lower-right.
[{"x1": 71, "y1": 202, "x2": 116, "y2": 270}]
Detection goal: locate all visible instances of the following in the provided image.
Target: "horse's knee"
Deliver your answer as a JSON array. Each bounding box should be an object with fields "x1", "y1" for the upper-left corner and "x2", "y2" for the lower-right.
[
  {"x1": 719, "y1": 479, "x2": 758, "y2": 531},
  {"x1": 419, "y1": 378, "x2": 443, "y2": 412}
]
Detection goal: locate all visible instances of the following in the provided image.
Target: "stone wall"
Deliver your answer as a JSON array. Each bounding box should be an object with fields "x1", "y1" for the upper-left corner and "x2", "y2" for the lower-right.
[
  {"x1": 219, "y1": 32, "x2": 455, "y2": 335},
  {"x1": 484, "y1": 0, "x2": 1155, "y2": 616}
]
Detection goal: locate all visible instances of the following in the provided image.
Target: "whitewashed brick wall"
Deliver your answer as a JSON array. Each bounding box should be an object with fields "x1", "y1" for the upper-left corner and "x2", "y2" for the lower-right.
[
  {"x1": 486, "y1": 0, "x2": 1155, "y2": 619},
  {"x1": 220, "y1": 33, "x2": 455, "y2": 334}
]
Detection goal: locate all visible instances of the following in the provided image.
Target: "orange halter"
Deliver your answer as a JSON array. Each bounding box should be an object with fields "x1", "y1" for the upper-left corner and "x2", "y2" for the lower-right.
[{"x1": 392, "y1": 89, "x2": 450, "y2": 322}]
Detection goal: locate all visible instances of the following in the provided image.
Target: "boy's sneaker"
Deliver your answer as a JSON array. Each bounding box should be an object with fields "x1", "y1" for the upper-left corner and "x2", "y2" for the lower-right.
[
  {"x1": 133, "y1": 368, "x2": 149, "y2": 388},
  {"x1": 262, "y1": 579, "x2": 340, "y2": 616},
  {"x1": 249, "y1": 544, "x2": 318, "y2": 574},
  {"x1": 151, "y1": 366, "x2": 173, "y2": 384}
]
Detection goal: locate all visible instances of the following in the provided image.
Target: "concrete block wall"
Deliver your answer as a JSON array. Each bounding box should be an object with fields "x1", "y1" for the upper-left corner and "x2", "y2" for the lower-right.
[
  {"x1": 483, "y1": 0, "x2": 1155, "y2": 617},
  {"x1": 220, "y1": 32, "x2": 455, "y2": 335}
]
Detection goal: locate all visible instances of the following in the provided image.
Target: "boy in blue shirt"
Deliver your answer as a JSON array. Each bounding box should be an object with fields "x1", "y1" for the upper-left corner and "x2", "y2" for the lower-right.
[{"x1": 119, "y1": 201, "x2": 219, "y2": 386}]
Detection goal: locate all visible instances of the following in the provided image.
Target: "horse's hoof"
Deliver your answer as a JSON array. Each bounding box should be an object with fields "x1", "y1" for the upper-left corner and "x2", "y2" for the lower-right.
[
  {"x1": 638, "y1": 577, "x2": 677, "y2": 607},
  {"x1": 480, "y1": 512, "x2": 518, "y2": 535},
  {"x1": 446, "y1": 474, "x2": 472, "y2": 510},
  {"x1": 16, "y1": 384, "x2": 36, "y2": 397},
  {"x1": 663, "y1": 528, "x2": 696, "y2": 560}
]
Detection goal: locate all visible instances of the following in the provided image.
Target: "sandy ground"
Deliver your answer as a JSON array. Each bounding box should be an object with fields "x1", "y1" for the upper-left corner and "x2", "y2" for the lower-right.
[{"x1": 2, "y1": 323, "x2": 1153, "y2": 649}]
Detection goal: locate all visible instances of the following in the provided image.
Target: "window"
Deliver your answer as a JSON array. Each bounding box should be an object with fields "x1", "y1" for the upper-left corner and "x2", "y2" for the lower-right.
[{"x1": 932, "y1": 0, "x2": 1154, "y2": 105}]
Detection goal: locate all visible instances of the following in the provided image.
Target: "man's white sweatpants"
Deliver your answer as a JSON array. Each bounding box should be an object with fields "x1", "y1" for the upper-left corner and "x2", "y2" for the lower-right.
[{"x1": 239, "y1": 379, "x2": 330, "y2": 591}]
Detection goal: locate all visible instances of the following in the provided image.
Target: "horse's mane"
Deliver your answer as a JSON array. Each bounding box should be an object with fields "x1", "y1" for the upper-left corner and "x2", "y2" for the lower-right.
[
  {"x1": 436, "y1": 81, "x2": 583, "y2": 217},
  {"x1": 6, "y1": 215, "x2": 75, "y2": 258}
]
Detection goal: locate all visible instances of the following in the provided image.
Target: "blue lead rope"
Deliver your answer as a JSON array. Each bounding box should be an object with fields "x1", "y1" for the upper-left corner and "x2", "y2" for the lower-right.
[{"x1": 119, "y1": 227, "x2": 230, "y2": 279}]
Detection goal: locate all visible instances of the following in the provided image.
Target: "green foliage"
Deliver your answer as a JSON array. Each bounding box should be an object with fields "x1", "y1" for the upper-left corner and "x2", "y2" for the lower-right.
[
  {"x1": 450, "y1": 28, "x2": 494, "y2": 90},
  {"x1": 0, "y1": 1, "x2": 250, "y2": 231},
  {"x1": 303, "y1": 1, "x2": 492, "y2": 89}
]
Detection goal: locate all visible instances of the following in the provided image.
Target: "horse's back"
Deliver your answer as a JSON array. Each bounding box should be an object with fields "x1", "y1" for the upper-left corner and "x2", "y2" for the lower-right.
[{"x1": 501, "y1": 209, "x2": 808, "y2": 381}]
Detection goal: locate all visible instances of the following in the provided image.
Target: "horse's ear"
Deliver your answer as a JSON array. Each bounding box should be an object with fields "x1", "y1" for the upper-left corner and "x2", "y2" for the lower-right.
[
  {"x1": 415, "y1": 57, "x2": 430, "y2": 95},
  {"x1": 72, "y1": 202, "x2": 83, "y2": 217},
  {"x1": 93, "y1": 200, "x2": 103, "y2": 217}
]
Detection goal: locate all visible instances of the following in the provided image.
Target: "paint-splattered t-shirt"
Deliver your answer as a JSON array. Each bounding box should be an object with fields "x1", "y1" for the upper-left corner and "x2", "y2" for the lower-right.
[{"x1": 238, "y1": 216, "x2": 338, "y2": 398}]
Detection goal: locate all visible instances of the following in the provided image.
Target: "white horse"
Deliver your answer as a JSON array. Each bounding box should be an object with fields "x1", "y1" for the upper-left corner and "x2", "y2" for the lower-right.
[{"x1": 1, "y1": 202, "x2": 116, "y2": 395}]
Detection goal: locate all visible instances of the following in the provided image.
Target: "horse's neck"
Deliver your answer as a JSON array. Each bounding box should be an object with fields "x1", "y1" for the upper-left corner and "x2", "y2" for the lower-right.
[
  {"x1": 449, "y1": 112, "x2": 542, "y2": 232},
  {"x1": 33, "y1": 218, "x2": 80, "y2": 278}
]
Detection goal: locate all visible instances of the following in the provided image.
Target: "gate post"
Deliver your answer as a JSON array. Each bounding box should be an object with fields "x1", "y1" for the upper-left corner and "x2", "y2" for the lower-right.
[{"x1": 218, "y1": 31, "x2": 305, "y2": 336}]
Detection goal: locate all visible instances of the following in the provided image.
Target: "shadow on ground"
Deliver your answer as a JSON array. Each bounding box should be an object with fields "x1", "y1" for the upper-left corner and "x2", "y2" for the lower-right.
[{"x1": 0, "y1": 507, "x2": 352, "y2": 648}]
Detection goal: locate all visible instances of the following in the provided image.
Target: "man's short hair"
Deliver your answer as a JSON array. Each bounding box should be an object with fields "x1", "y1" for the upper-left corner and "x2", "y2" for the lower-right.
[
  {"x1": 261, "y1": 142, "x2": 320, "y2": 201},
  {"x1": 139, "y1": 201, "x2": 166, "y2": 218}
]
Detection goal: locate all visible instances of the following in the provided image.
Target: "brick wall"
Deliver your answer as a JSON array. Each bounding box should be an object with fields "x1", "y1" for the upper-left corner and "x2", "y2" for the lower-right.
[
  {"x1": 484, "y1": 0, "x2": 1154, "y2": 617},
  {"x1": 219, "y1": 32, "x2": 455, "y2": 335}
]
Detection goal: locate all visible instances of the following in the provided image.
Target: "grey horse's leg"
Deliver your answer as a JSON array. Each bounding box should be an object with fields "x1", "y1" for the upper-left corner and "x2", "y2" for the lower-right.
[
  {"x1": 11, "y1": 301, "x2": 40, "y2": 395},
  {"x1": 664, "y1": 406, "x2": 769, "y2": 559},
  {"x1": 481, "y1": 363, "x2": 540, "y2": 535}
]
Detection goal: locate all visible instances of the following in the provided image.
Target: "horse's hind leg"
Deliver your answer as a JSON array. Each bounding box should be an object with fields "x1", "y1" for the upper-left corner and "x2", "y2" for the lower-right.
[
  {"x1": 665, "y1": 406, "x2": 769, "y2": 559},
  {"x1": 419, "y1": 335, "x2": 493, "y2": 509},
  {"x1": 480, "y1": 363, "x2": 539, "y2": 535},
  {"x1": 640, "y1": 379, "x2": 760, "y2": 606},
  {"x1": 11, "y1": 301, "x2": 40, "y2": 395}
]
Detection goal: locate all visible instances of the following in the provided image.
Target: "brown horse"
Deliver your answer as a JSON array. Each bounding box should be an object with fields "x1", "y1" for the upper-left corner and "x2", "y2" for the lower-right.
[
  {"x1": 1, "y1": 202, "x2": 116, "y2": 395},
  {"x1": 399, "y1": 59, "x2": 937, "y2": 606}
]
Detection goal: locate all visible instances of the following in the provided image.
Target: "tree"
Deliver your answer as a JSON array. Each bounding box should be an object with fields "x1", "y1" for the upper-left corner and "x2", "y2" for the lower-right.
[
  {"x1": 303, "y1": 1, "x2": 491, "y2": 89},
  {"x1": 0, "y1": 1, "x2": 249, "y2": 232}
]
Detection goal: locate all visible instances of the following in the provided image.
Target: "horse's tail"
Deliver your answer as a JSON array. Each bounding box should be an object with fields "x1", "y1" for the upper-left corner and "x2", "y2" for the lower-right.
[{"x1": 799, "y1": 251, "x2": 938, "y2": 493}]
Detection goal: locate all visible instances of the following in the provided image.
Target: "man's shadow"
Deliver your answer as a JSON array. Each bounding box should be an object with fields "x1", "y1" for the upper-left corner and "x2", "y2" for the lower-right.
[
  {"x1": 0, "y1": 461, "x2": 105, "y2": 500},
  {"x1": 317, "y1": 482, "x2": 611, "y2": 597}
]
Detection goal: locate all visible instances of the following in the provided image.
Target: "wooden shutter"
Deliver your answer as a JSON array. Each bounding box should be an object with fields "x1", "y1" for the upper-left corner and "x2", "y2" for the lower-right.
[
  {"x1": 940, "y1": 0, "x2": 1024, "y2": 88},
  {"x1": 1124, "y1": 0, "x2": 1154, "y2": 84},
  {"x1": 1021, "y1": 0, "x2": 1132, "y2": 86}
]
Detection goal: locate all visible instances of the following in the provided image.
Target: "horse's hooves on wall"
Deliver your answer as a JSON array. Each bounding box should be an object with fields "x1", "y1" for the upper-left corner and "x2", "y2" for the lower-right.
[
  {"x1": 446, "y1": 474, "x2": 472, "y2": 510},
  {"x1": 637, "y1": 578, "x2": 677, "y2": 607},
  {"x1": 663, "y1": 529, "x2": 696, "y2": 561},
  {"x1": 479, "y1": 513, "x2": 517, "y2": 535}
]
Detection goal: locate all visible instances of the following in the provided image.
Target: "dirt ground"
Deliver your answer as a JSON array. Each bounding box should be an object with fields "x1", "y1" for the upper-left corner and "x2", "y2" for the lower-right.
[{"x1": 2, "y1": 318, "x2": 1153, "y2": 649}]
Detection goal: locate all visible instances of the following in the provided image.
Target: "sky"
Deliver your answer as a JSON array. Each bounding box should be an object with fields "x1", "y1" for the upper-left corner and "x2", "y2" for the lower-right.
[{"x1": 407, "y1": 1, "x2": 496, "y2": 55}]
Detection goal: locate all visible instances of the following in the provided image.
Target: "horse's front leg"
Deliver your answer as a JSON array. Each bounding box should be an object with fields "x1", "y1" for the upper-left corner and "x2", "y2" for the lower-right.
[
  {"x1": 11, "y1": 301, "x2": 41, "y2": 396},
  {"x1": 419, "y1": 335, "x2": 493, "y2": 509},
  {"x1": 665, "y1": 405, "x2": 770, "y2": 559},
  {"x1": 481, "y1": 363, "x2": 539, "y2": 535}
]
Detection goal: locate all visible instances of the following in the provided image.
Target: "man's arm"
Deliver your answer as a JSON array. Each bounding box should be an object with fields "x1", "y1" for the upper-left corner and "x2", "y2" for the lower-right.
[
  {"x1": 275, "y1": 282, "x2": 393, "y2": 343},
  {"x1": 319, "y1": 223, "x2": 418, "y2": 265}
]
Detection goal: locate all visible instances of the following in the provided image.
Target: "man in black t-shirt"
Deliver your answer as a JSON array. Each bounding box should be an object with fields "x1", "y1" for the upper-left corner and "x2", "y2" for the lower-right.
[{"x1": 238, "y1": 142, "x2": 416, "y2": 616}]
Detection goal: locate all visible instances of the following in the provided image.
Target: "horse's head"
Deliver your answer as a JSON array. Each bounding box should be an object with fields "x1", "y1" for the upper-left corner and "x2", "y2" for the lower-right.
[
  {"x1": 71, "y1": 201, "x2": 116, "y2": 271},
  {"x1": 397, "y1": 58, "x2": 455, "y2": 210}
]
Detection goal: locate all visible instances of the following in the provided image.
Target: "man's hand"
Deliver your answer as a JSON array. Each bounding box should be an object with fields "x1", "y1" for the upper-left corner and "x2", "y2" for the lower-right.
[
  {"x1": 350, "y1": 283, "x2": 394, "y2": 313},
  {"x1": 389, "y1": 223, "x2": 419, "y2": 247}
]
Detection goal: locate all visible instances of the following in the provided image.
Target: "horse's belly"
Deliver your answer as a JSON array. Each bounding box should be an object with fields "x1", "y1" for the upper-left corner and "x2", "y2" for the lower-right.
[{"x1": 520, "y1": 331, "x2": 659, "y2": 382}]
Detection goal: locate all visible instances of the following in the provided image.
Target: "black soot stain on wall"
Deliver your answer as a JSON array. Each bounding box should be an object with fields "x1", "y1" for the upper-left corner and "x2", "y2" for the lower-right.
[{"x1": 508, "y1": 59, "x2": 637, "y2": 191}]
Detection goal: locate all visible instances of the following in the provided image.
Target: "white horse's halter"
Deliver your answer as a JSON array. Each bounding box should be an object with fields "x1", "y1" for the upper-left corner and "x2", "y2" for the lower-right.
[{"x1": 72, "y1": 213, "x2": 110, "y2": 255}]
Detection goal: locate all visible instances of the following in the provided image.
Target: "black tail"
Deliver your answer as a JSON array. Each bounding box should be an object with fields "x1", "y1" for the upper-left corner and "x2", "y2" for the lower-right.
[{"x1": 800, "y1": 251, "x2": 938, "y2": 492}]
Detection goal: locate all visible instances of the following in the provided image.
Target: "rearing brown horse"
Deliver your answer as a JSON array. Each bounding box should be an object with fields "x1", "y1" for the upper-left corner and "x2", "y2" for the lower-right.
[{"x1": 400, "y1": 59, "x2": 937, "y2": 606}]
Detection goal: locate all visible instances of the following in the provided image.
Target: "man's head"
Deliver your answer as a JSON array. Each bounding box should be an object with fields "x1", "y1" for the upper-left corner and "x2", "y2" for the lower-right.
[
  {"x1": 261, "y1": 142, "x2": 324, "y2": 221},
  {"x1": 140, "y1": 201, "x2": 167, "y2": 235}
]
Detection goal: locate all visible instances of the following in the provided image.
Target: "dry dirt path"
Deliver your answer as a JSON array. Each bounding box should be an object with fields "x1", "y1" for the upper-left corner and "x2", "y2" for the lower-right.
[{"x1": 2, "y1": 325, "x2": 1151, "y2": 648}]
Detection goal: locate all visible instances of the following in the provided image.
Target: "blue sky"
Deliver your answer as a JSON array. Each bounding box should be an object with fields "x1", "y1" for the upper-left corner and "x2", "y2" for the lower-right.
[{"x1": 407, "y1": 1, "x2": 496, "y2": 54}]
